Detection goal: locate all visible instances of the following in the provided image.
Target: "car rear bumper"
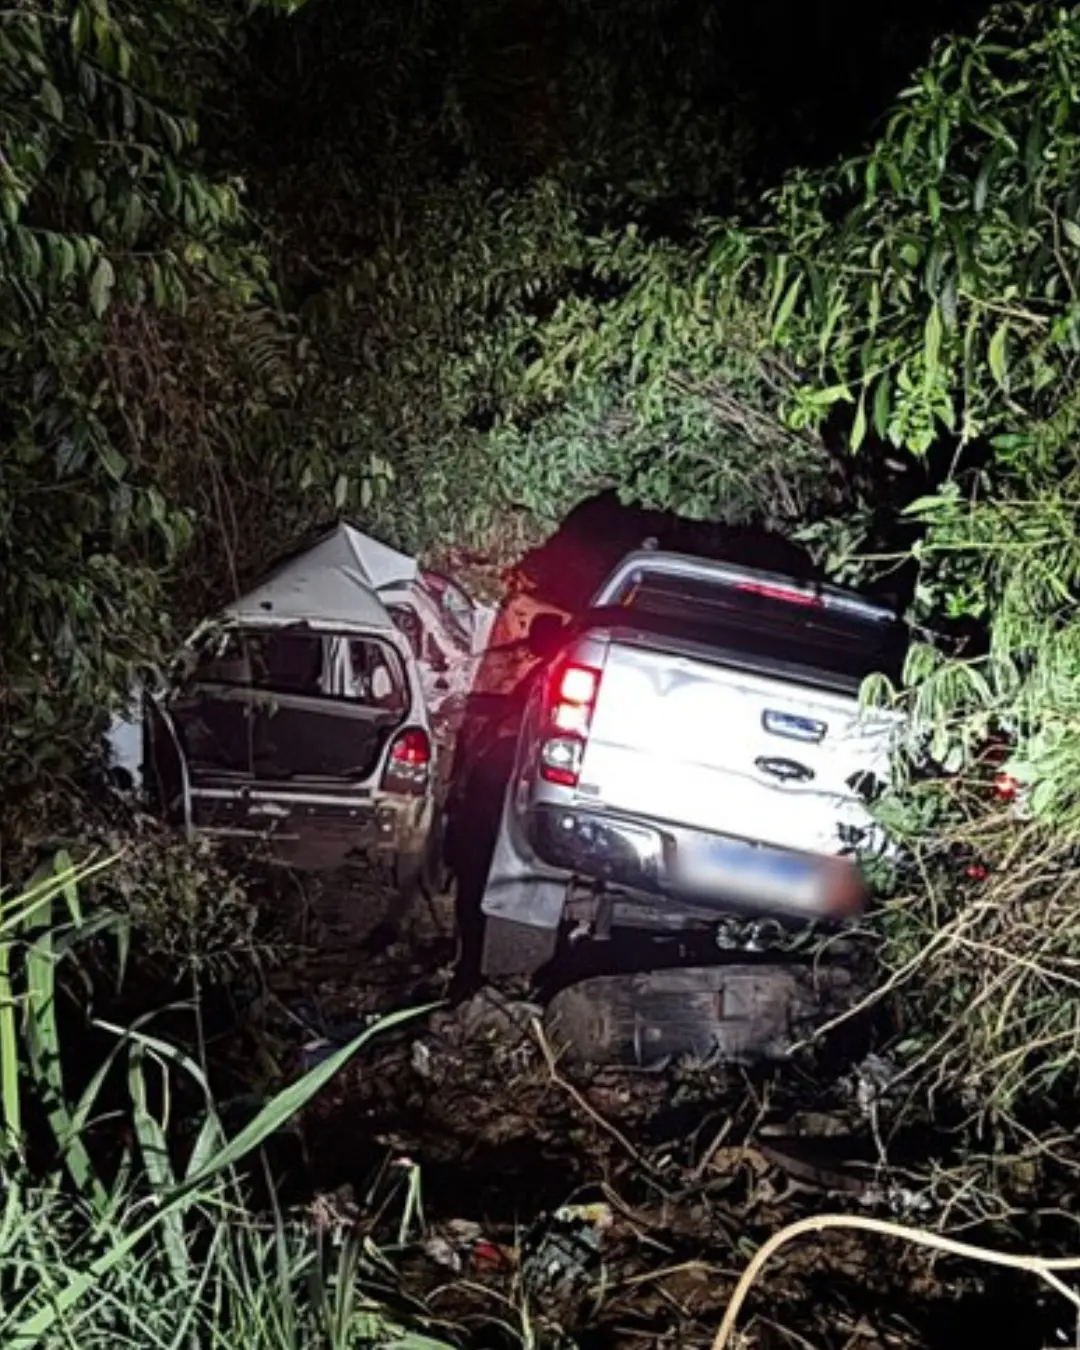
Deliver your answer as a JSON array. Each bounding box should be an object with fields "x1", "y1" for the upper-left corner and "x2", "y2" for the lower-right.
[
  {"x1": 524, "y1": 803, "x2": 867, "y2": 920},
  {"x1": 185, "y1": 783, "x2": 430, "y2": 858}
]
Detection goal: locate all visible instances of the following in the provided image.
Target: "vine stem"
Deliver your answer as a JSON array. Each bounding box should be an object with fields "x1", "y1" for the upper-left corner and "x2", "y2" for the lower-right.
[{"x1": 712, "y1": 1213, "x2": 1080, "y2": 1350}]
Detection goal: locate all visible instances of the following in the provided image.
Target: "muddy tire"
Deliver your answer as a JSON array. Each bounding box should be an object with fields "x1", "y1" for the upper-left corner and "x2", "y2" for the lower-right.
[{"x1": 480, "y1": 914, "x2": 559, "y2": 978}]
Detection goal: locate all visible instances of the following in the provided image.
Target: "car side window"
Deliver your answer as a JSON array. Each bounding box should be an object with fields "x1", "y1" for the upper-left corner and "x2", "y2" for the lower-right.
[
  {"x1": 347, "y1": 640, "x2": 406, "y2": 711},
  {"x1": 388, "y1": 605, "x2": 422, "y2": 659}
]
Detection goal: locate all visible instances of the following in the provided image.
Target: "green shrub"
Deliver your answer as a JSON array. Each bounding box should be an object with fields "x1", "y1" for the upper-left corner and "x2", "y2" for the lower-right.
[{"x1": 0, "y1": 857, "x2": 451, "y2": 1350}]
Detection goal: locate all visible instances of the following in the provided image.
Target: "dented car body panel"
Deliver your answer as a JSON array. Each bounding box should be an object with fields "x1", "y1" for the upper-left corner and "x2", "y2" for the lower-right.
[
  {"x1": 143, "y1": 525, "x2": 468, "y2": 885},
  {"x1": 146, "y1": 621, "x2": 436, "y2": 875}
]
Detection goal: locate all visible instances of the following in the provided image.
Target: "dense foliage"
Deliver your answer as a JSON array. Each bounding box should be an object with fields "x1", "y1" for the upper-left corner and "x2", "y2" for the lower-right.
[
  {"x1": 7, "y1": 0, "x2": 1080, "y2": 1238},
  {"x1": 0, "y1": 0, "x2": 994, "y2": 809},
  {"x1": 0, "y1": 0, "x2": 303, "y2": 799}
]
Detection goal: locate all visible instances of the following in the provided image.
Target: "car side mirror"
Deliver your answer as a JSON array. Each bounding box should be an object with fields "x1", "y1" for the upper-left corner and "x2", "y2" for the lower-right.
[{"x1": 527, "y1": 612, "x2": 566, "y2": 659}]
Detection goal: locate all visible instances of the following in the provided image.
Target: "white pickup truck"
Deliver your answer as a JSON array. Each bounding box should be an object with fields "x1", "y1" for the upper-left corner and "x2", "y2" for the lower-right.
[{"x1": 479, "y1": 549, "x2": 908, "y2": 976}]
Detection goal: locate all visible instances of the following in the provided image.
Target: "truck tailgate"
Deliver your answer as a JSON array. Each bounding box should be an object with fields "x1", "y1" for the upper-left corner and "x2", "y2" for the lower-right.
[{"x1": 578, "y1": 641, "x2": 898, "y2": 856}]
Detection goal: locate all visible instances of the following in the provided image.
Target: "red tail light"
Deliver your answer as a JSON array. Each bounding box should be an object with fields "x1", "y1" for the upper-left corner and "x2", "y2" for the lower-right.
[
  {"x1": 541, "y1": 661, "x2": 602, "y2": 787},
  {"x1": 550, "y1": 662, "x2": 601, "y2": 736},
  {"x1": 390, "y1": 728, "x2": 432, "y2": 766},
  {"x1": 735, "y1": 580, "x2": 823, "y2": 608},
  {"x1": 382, "y1": 727, "x2": 432, "y2": 794},
  {"x1": 993, "y1": 772, "x2": 1019, "y2": 802},
  {"x1": 558, "y1": 664, "x2": 600, "y2": 705}
]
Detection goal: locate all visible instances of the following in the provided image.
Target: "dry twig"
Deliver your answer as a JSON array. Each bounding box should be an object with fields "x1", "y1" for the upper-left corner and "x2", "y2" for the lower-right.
[
  {"x1": 531, "y1": 1018, "x2": 659, "y2": 1175},
  {"x1": 712, "y1": 1214, "x2": 1080, "y2": 1350}
]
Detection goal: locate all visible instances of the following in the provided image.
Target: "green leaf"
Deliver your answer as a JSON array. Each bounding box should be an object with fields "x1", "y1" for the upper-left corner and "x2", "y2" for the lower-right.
[
  {"x1": 70, "y1": 4, "x2": 89, "y2": 51},
  {"x1": 73, "y1": 236, "x2": 96, "y2": 274},
  {"x1": 988, "y1": 322, "x2": 1009, "y2": 388},
  {"x1": 771, "y1": 274, "x2": 804, "y2": 339},
  {"x1": 850, "y1": 391, "x2": 868, "y2": 451},
  {"x1": 98, "y1": 443, "x2": 127, "y2": 480},
  {"x1": 20, "y1": 230, "x2": 43, "y2": 279},
  {"x1": 872, "y1": 373, "x2": 892, "y2": 439},
  {"x1": 973, "y1": 155, "x2": 993, "y2": 212},
  {"x1": 149, "y1": 259, "x2": 167, "y2": 307},
  {"x1": 806, "y1": 384, "x2": 853, "y2": 408},
  {"x1": 1062, "y1": 218, "x2": 1080, "y2": 250},
  {"x1": 923, "y1": 303, "x2": 943, "y2": 379},
  {"x1": 39, "y1": 80, "x2": 64, "y2": 121},
  {"x1": 0, "y1": 921, "x2": 19, "y2": 1154},
  {"x1": 54, "y1": 237, "x2": 78, "y2": 284},
  {"x1": 88, "y1": 255, "x2": 115, "y2": 318}
]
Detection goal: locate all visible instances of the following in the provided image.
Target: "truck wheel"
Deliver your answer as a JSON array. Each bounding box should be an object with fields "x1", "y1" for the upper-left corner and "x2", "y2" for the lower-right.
[{"x1": 481, "y1": 914, "x2": 559, "y2": 978}]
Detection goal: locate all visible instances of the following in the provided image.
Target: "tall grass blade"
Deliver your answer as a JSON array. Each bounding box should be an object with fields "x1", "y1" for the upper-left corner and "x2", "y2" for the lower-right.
[
  {"x1": 0, "y1": 908, "x2": 19, "y2": 1158},
  {"x1": 0, "y1": 856, "x2": 115, "y2": 937},
  {"x1": 128, "y1": 1040, "x2": 189, "y2": 1287},
  {"x1": 24, "y1": 897, "x2": 108, "y2": 1211},
  {"x1": 6, "y1": 1003, "x2": 436, "y2": 1348},
  {"x1": 179, "y1": 1002, "x2": 435, "y2": 1195},
  {"x1": 0, "y1": 853, "x2": 116, "y2": 1162}
]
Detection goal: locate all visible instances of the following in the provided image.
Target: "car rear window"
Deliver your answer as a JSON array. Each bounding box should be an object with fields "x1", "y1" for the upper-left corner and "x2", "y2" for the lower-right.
[
  {"x1": 612, "y1": 570, "x2": 908, "y2": 687},
  {"x1": 194, "y1": 629, "x2": 407, "y2": 710}
]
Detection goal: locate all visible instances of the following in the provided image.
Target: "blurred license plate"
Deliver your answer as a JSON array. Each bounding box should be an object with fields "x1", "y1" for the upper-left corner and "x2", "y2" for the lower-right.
[{"x1": 679, "y1": 839, "x2": 816, "y2": 900}]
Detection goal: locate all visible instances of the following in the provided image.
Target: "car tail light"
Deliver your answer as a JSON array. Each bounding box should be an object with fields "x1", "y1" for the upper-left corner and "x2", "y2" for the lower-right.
[
  {"x1": 382, "y1": 726, "x2": 432, "y2": 794},
  {"x1": 735, "y1": 580, "x2": 823, "y2": 608},
  {"x1": 993, "y1": 772, "x2": 1019, "y2": 802},
  {"x1": 540, "y1": 661, "x2": 602, "y2": 787}
]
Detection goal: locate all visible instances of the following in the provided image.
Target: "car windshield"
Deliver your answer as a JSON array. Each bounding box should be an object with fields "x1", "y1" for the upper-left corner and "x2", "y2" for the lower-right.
[{"x1": 193, "y1": 629, "x2": 407, "y2": 711}]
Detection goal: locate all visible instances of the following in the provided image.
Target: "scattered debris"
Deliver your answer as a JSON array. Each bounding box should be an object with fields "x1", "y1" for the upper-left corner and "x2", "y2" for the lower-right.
[
  {"x1": 522, "y1": 1203, "x2": 614, "y2": 1301},
  {"x1": 410, "y1": 1039, "x2": 434, "y2": 1079},
  {"x1": 849, "y1": 1052, "x2": 902, "y2": 1118},
  {"x1": 423, "y1": 1220, "x2": 518, "y2": 1275},
  {"x1": 544, "y1": 964, "x2": 855, "y2": 1068}
]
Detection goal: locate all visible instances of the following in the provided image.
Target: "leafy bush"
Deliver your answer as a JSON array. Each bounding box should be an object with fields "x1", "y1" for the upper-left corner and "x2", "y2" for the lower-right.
[
  {"x1": 0, "y1": 0, "x2": 395, "y2": 819},
  {"x1": 0, "y1": 857, "x2": 450, "y2": 1350}
]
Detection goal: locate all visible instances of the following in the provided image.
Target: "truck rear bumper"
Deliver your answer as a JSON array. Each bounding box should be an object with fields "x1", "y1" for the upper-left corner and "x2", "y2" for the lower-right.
[
  {"x1": 528, "y1": 803, "x2": 867, "y2": 919},
  {"x1": 481, "y1": 798, "x2": 866, "y2": 935}
]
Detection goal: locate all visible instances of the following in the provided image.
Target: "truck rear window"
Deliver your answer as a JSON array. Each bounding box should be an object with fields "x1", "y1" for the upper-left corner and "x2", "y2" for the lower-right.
[{"x1": 614, "y1": 571, "x2": 908, "y2": 687}]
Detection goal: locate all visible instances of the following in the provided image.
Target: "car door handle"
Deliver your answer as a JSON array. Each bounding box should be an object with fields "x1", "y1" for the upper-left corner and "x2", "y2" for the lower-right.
[{"x1": 755, "y1": 756, "x2": 815, "y2": 784}]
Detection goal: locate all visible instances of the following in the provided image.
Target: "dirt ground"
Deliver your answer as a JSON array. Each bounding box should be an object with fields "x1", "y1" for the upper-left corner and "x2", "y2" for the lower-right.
[{"x1": 228, "y1": 858, "x2": 1059, "y2": 1350}]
